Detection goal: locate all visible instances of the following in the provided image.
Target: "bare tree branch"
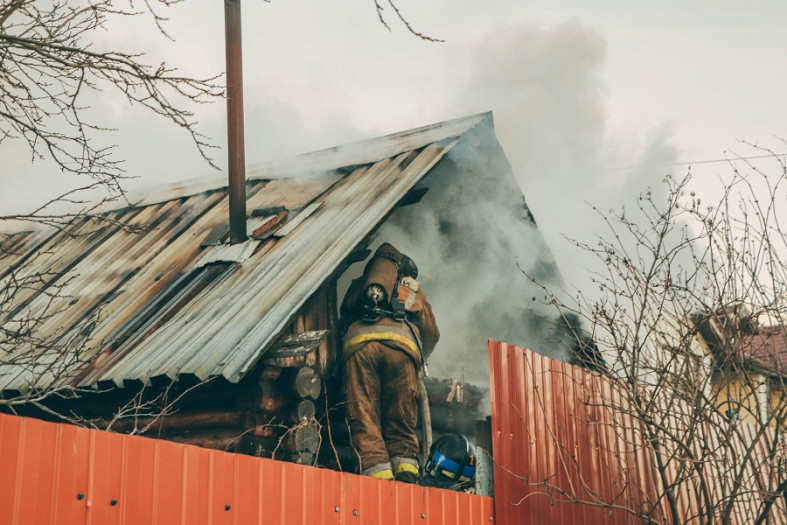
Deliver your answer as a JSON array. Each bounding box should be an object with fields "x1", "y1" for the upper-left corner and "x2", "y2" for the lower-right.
[
  {"x1": 0, "y1": 0, "x2": 223, "y2": 196},
  {"x1": 524, "y1": 144, "x2": 787, "y2": 523}
]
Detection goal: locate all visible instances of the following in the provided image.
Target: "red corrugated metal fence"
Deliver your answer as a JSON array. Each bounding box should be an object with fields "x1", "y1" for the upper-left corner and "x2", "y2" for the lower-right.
[
  {"x1": 0, "y1": 413, "x2": 493, "y2": 525},
  {"x1": 488, "y1": 340, "x2": 787, "y2": 525},
  {"x1": 489, "y1": 340, "x2": 651, "y2": 524}
]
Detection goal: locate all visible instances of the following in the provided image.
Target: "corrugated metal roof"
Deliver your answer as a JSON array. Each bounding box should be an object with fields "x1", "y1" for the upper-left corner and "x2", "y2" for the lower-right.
[
  {"x1": 488, "y1": 339, "x2": 787, "y2": 524},
  {"x1": 0, "y1": 412, "x2": 495, "y2": 524},
  {"x1": 0, "y1": 113, "x2": 490, "y2": 392}
]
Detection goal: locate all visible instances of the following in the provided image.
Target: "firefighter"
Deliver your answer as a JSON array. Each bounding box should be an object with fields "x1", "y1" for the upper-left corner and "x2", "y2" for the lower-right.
[{"x1": 341, "y1": 243, "x2": 440, "y2": 483}]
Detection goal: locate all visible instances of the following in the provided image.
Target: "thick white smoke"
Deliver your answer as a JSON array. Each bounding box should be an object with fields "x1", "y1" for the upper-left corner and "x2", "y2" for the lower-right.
[
  {"x1": 439, "y1": 22, "x2": 679, "y2": 295},
  {"x1": 359, "y1": 22, "x2": 678, "y2": 391}
]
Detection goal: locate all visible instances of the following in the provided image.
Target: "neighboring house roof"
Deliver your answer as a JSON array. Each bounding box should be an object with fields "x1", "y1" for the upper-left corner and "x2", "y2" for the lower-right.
[
  {"x1": 0, "y1": 113, "x2": 490, "y2": 394},
  {"x1": 740, "y1": 327, "x2": 787, "y2": 375},
  {"x1": 696, "y1": 310, "x2": 787, "y2": 377}
]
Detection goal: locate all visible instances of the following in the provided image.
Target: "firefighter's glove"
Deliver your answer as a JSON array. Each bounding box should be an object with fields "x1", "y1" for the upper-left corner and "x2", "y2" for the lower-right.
[{"x1": 397, "y1": 277, "x2": 421, "y2": 314}]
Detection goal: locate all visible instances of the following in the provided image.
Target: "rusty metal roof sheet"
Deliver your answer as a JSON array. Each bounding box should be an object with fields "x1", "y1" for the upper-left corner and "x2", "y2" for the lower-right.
[
  {"x1": 0, "y1": 412, "x2": 495, "y2": 524},
  {"x1": 0, "y1": 113, "x2": 489, "y2": 392}
]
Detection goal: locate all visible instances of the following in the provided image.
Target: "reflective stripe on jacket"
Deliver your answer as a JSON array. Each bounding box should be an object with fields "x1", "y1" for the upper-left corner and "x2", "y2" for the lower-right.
[
  {"x1": 343, "y1": 319, "x2": 422, "y2": 364},
  {"x1": 341, "y1": 276, "x2": 440, "y2": 361}
]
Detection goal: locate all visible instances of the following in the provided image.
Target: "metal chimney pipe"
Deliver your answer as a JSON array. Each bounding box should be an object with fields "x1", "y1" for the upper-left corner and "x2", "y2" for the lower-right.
[{"x1": 224, "y1": 0, "x2": 247, "y2": 244}]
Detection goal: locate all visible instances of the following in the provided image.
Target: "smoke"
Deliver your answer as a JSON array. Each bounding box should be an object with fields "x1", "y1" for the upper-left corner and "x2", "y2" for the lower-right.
[
  {"x1": 361, "y1": 22, "x2": 680, "y2": 401},
  {"x1": 371, "y1": 118, "x2": 575, "y2": 389},
  {"x1": 438, "y1": 22, "x2": 679, "y2": 295}
]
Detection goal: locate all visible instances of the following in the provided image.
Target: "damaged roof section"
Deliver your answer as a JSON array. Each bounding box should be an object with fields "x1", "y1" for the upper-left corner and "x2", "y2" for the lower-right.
[{"x1": 0, "y1": 113, "x2": 491, "y2": 394}]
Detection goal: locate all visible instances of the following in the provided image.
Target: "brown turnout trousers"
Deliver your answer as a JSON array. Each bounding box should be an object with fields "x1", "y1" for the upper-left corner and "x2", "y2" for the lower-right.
[{"x1": 343, "y1": 341, "x2": 419, "y2": 471}]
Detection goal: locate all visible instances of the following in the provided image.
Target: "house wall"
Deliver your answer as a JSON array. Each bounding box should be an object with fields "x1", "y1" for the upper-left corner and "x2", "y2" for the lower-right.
[
  {"x1": 709, "y1": 370, "x2": 787, "y2": 428},
  {"x1": 767, "y1": 383, "x2": 787, "y2": 430},
  {"x1": 280, "y1": 280, "x2": 339, "y2": 376},
  {"x1": 694, "y1": 314, "x2": 787, "y2": 429},
  {"x1": 711, "y1": 373, "x2": 764, "y2": 424}
]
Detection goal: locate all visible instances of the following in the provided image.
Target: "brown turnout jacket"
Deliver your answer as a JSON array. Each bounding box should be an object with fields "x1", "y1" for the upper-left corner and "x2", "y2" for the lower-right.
[{"x1": 341, "y1": 276, "x2": 440, "y2": 365}]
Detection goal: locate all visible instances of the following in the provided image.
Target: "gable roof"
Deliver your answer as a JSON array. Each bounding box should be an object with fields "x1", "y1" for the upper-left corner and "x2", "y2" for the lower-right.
[{"x1": 0, "y1": 113, "x2": 491, "y2": 394}]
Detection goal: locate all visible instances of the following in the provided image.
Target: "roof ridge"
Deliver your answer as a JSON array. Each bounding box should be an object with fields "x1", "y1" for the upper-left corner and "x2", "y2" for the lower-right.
[{"x1": 102, "y1": 112, "x2": 491, "y2": 212}]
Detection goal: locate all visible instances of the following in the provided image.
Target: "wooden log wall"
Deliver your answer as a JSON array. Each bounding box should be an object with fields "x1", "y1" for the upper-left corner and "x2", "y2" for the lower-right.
[
  {"x1": 98, "y1": 372, "x2": 320, "y2": 459},
  {"x1": 246, "y1": 356, "x2": 323, "y2": 463},
  {"x1": 286, "y1": 282, "x2": 339, "y2": 376}
]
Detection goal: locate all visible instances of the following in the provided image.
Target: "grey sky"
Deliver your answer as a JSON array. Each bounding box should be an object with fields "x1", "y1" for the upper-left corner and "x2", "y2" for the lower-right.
[{"x1": 1, "y1": 0, "x2": 785, "y2": 288}]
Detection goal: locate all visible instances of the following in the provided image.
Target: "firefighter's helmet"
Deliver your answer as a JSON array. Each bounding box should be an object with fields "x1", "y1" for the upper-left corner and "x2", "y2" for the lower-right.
[{"x1": 423, "y1": 433, "x2": 476, "y2": 490}]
